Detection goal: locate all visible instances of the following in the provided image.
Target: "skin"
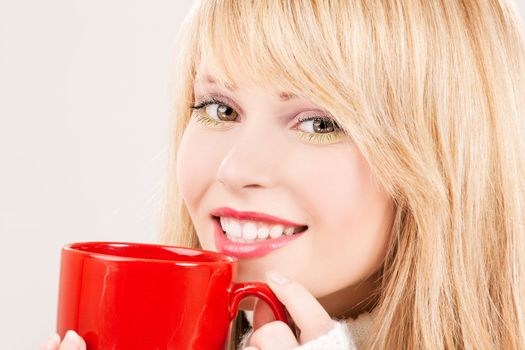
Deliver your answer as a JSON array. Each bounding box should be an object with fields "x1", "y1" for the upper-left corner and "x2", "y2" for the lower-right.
[
  {"x1": 176, "y1": 57, "x2": 395, "y2": 348},
  {"x1": 46, "y1": 56, "x2": 394, "y2": 349},
  {"x1": 41, "y1": 331, "x2": 85, "y2": 350}
]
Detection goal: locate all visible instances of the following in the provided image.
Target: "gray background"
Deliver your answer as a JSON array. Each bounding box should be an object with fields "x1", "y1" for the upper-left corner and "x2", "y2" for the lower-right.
[{"x1": 0, "y1": 0, "x2": 523, "y2": 348}]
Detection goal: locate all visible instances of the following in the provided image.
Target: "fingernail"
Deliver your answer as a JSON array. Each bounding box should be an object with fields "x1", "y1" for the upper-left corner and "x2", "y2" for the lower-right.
[
  {"x1": 65, "y1": 330, "x2": 81, "y2": 345},
  {"x1": 266, "y1": 271, "x2": 289, "y2": 285},
  {"x1": 43, "y1": 333, "x2": 60, "y2": 350}
]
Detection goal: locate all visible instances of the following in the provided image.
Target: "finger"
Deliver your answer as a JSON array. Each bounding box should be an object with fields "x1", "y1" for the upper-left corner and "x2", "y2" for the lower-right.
[
  {"x1": 252, "y1": 298, "x2": 279, "y2": 330},
  {"x1": 252, "y1": 298, "x2": 298, "y2": 339},
  {"x1": 248, "y1": 321, "x2": 299, "y2": 350},
  {"x1": 58, "y1": 331, "x2": 86, "y2": 350},
  {"x1": 265, "y1": 271, "x2": 335, "y2": 343},
  {"x1": 243, "y1": 347, "x2": 258, "y2": 350},
  {"x1": 41, "y1": 333, "x2": 60, "y2": 350}
]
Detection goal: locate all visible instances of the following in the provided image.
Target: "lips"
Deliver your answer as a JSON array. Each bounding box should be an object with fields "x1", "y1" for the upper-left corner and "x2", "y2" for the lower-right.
[
  {"x1": 210, "y1": 207, "x2": 307, "y2": 258},
  {"x1": 210, "y1": 207, "x2": 307, "y2": 228}
]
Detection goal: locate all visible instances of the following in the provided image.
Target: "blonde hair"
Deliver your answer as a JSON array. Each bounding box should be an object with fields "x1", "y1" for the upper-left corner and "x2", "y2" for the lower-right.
[{"x1": 160, "y1": 0, "x2": 525, "y2": 348}]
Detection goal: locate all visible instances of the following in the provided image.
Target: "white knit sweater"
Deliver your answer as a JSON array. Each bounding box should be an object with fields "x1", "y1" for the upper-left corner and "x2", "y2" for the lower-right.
[{"x1": 239, "y1": 308, "x2": 375, "y2": 349}]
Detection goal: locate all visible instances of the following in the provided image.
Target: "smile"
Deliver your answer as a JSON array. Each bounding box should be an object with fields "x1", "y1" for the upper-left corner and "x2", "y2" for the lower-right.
[
  {"x1": 210, "y1": 207, "x2": 308, "y2": 258},
  {"x1": 217, "y1": 216, "x2": 307, "y2": 242}
]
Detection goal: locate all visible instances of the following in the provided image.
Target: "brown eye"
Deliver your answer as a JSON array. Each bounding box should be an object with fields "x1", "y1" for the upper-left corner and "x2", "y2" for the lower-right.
[
  {"x1": 207, "y1": 103, "x2": 238, "y2": 121},
  {"x1": 297, "y1": 117, "x2": 341, "y2": 134},
  {"x1": 312, "y1": 118, "x2": 336, "y2": 133}
]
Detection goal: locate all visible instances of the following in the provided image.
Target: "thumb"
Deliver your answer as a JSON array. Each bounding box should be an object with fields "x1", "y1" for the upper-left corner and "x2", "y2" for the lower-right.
[
  {"x1": 252, "y1": 294, "x2": 299, "y2": 339},
  {"x1": 252, "y1": 298, "x2": 278, "y2": 330},
  {"x1": 242, "y1": 299, "x2": 276, "y2": 348}
]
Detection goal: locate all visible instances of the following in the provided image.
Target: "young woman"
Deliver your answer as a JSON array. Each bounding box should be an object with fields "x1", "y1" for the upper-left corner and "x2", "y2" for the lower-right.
[{"x1": 45, "y1": 0, "x2": 525, "y2": 349}]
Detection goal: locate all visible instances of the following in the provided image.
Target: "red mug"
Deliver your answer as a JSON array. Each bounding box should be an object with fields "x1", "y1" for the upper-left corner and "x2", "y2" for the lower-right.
[{"x1": 56, "y1": 241, "x2": 289, "y2": 349}]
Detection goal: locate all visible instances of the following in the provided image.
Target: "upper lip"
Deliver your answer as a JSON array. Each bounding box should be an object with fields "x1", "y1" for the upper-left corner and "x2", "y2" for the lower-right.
[{"x1": 210, "y1": 207, "x2": 307, "y2": 228}]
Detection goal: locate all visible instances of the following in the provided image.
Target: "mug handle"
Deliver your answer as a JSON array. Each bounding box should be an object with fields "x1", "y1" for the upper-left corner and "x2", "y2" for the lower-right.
[{"x1": 229, "y1": 282, "x2": 291, "y2": 326}]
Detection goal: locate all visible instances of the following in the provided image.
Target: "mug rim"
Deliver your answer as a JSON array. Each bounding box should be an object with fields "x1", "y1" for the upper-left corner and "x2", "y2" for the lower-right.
[{"x1": 63, "y1": 241, "x2": 238, "y2": 266}]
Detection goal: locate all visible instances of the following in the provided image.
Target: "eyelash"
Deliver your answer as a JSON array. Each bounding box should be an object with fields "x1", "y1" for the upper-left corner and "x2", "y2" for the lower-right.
[{"x1": 189, "y1": 97, "x2": 345, "y2": 144}]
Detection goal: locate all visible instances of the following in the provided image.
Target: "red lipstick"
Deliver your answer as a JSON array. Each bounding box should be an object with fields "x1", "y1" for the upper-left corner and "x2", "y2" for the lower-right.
[
  {"x1": 212, "y1": 218, "x2": 305, "y2": 259},
  {"x1": 210, "y1": 207, "x2": 306, "y2": 228},
  {"x1": 210, "y1": 207, "x2": 307, "y2": 259}
]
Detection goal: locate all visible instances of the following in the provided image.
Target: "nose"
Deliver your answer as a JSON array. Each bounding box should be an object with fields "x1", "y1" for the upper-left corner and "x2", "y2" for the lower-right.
[{"x1": 216, "y1": 121, "x2": 282, "y2": 191}]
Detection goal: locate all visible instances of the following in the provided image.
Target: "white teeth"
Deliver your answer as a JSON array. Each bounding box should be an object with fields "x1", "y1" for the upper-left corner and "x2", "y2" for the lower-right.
[
  {"x1": 219, "y1": 216, "x2": 304, "y2": 242},
  {"x1": 227, "y1": 219, "x2": 242, "y2": 238},
  {"x1": 220, "y1": 216, "x2": 230, "y2": 232},
  {"x1": 269, "y1": 225, "x2": 284, "y2": 238},
  {"x1": 257, "y1": 225, "x2": 270, "y2": 239},
  {"x1": 242, "y1": 222, "x2": 258, "y2": 240}
]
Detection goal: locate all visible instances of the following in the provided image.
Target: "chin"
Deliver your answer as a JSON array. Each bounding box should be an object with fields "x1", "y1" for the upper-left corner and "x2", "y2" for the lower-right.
[
  {"x1": 236, "y1": 264, "x2": 264, "y2": 283},
  {"x1": 236, "y1": 254, "x2": 281, "y2": 282}
]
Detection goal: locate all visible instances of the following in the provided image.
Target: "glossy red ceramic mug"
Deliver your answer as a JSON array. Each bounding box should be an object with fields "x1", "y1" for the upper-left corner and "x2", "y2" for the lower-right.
[{"x1": 56, "y1": 241, "x2": 289, "y2": 349}]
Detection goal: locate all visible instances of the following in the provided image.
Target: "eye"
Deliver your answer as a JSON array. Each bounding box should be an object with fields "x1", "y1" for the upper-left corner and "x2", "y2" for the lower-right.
[
  {"x1": 297, "y1": 116, "x2": 341, "y2": 134},
  {"x1": 294, "y1": 115, "x2": 345, "y2": 144},
  {"x1": 207, "y1": 103, "x2": 238, "y2": 122},
  {"x1": 191, "y1": 98, "x2": 239, "y2": 122},
  {"x1": 190, "y1": 97, "x2": 345, "y2": 144}
]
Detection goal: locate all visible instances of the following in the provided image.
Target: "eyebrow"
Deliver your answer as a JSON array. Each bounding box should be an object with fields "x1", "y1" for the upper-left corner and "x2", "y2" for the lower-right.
[{"x1": 194, "y1": 74, "x2": 296, "y2": 101}]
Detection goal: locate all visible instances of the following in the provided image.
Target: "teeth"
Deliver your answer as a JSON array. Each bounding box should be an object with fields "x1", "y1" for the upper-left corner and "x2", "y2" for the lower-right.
[
  {"x1": 242, "y1": 222, "x2": 258, "y2": 240},
  {"x1": 269, "y1": 225, "x2": 284, "y2": 238},
  {"x1": 257, "y1": 225, "x2": 270, "y2": 239},
  {"x1": 220, "y1": 216, "x2": 230, "y2": 232},
  {"x1": 226, "y1": 218, "x2": 242, "y2": 238},
  {"x1": 218, "y1": 217, "x2": 303, "y2": 242}
]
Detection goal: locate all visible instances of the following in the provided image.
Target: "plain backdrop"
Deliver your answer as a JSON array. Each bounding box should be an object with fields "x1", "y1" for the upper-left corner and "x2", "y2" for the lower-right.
[
  {"x1": 0, "y1": 0, "x2": 193, "y2": 348},
  {"x1": 0, "y1": 0, "x2": 524, "y2": 348}
]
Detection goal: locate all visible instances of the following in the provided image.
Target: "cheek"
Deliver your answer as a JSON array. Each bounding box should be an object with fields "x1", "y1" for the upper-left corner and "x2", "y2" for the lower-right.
[
  {"x1": 318, "y1": 153, "x2": 384, "y2": 235},
  {"x1": 176, "y1": 124, "x2": 221, "y2": 212},
  {"x1": 290, "y1": 144, "x2": 393, "y2": 285},
  {"x1": 297, "y1": 145, "x2": 382, "y2": 231}
]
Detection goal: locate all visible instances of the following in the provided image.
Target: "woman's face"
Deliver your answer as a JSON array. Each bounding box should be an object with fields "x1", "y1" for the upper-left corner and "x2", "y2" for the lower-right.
[{"x1": 176, "y1": 57, "x2": 394, "y2": 316}]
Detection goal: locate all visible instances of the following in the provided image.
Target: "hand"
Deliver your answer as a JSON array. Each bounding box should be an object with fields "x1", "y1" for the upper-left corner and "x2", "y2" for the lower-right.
[
  {"x1": 243, "y1": 271, "x2": 336, "y2": 350},
  {"x1": 41, "y1": 330, "x2": 86, "y2": 350}
]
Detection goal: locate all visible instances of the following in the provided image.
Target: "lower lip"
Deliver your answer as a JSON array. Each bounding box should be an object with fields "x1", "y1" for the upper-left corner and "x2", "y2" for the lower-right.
[{"x1": 213, "y1": 219, "x2": 305, "y2": 259}]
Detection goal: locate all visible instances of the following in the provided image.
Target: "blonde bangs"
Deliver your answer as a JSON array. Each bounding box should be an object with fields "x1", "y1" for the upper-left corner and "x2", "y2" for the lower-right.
[
  {"x1": 199, "y1": 1, "x2": 345, "y2": 90},
  {"x1": 193, "y1": 0, "x2": 367, "y2": 131}
]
